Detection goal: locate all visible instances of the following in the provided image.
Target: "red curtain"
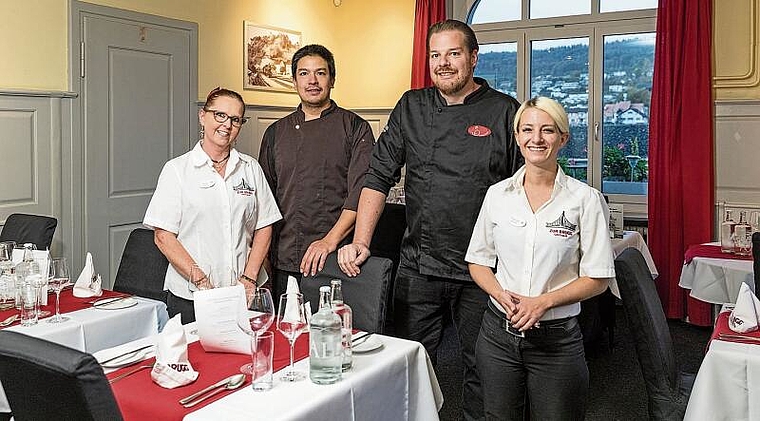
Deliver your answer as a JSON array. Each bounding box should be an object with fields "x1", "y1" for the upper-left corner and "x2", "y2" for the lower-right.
[
  {"x1": 648, "y1": 0, "x2": 714, "y2": 325},
  {"x1": 411, "y1": 0, "x2": 446, "y2": 89}
]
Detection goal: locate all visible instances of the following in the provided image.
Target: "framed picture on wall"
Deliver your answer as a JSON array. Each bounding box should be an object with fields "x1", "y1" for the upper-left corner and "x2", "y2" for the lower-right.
[{"x1": 243, "y1": 22, "x2": 302, "y2": 92}]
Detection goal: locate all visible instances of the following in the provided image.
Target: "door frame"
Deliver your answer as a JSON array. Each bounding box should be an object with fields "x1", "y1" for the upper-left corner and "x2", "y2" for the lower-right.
[{"x1": 67, "y1": 1, "x2": 198, "y2": 270}]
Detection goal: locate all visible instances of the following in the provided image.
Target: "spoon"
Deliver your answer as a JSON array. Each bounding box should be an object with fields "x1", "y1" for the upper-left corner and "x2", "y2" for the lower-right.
[
  {"x1": 182, "y1": 374, "x2": 246, "y2": 408},
  {"x1": 179, "y1": 374, "x2": 245, "y2": 404}
]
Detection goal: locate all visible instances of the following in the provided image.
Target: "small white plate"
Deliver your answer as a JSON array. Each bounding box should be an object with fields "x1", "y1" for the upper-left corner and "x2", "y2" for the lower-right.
[
  {"x1": 352, "y1": 336, "x2": 383, "y2": 353},
  {"x1": 92, "y1": 297, "x2": 138, "y2": 310}
]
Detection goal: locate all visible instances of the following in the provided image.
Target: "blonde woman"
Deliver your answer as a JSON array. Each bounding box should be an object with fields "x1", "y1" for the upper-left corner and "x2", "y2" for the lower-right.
[{"x1": 466, "y1": 96, "x2": 615, "y2": 420}]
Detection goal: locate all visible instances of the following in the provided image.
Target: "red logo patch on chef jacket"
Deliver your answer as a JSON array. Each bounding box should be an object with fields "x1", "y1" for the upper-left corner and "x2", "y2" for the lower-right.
[{"x1": 467, "y1": 125, "x2": 492, "y2": 137}]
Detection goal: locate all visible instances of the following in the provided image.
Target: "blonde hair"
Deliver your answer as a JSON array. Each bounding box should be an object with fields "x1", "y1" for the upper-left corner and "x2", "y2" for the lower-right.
[{"x1": 513, "y1": 96, "x2": 570, "y2": 135}]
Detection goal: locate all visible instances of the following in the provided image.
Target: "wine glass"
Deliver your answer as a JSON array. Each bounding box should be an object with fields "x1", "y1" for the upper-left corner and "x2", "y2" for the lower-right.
[
  {"x1": 277, "y1": 292, "x2": 307, "y2": 382},
  {"x1": 47, "y1": 258, "x2": 71, "y2": 323},
  {"x1": 237, "y1": 287, "x2": 275, "y2": 375}
]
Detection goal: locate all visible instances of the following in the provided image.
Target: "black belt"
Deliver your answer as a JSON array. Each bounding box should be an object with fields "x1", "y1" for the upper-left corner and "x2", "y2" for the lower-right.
[{"x1": 487, "y1": 300, "x2": 576, "y2": 338}]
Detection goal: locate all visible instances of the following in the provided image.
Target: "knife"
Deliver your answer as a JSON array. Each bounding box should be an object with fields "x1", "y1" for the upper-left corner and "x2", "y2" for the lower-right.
[
  {"x1": 93, "y1": 296, "x2": 130, "y2": 307},
  {"x1": 718, "y1": 333, "x2": 760, "y2": 343},
  {"x1": 352, "y1": 332, "x2": 374, "y2": 347},
  {"x1": 100, "y1": 344, "x2": 153, "y2": 366}
]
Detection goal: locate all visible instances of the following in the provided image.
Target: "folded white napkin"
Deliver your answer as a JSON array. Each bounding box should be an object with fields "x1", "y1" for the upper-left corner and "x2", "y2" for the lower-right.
[
  {"x1": 282, "y1": 276, "x2": 302, "y2": 323},
  {"x1": 72, "y1": 252, "x2": 103, "y2": 298},
  {"x1": 729, "y1": 282, "x2": 760, "y2": 333},
  {"x1": 282, "y1": 276, "x2": 312, "y2": 326},
  {"x1": 151, "y1": 314, "x2": 199, "y2": 388}
]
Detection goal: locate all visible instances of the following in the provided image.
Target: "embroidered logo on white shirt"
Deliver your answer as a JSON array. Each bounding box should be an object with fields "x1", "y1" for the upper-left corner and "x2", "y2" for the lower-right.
[
  {"x1": 233, "y1": 178, "x2": 254, "y2": 196},
  {"x1": 545, "y1": 211, "x2": 577, "y2": 238}
]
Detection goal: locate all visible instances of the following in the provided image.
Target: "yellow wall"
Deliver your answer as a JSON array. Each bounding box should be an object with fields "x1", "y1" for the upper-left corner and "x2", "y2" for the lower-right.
[
  {"x1": 713, "y1": 0, "x2": 760, "y2": 100},
  {"x1": 0, "y1": 0, "x2": 414, "y2": 108}
]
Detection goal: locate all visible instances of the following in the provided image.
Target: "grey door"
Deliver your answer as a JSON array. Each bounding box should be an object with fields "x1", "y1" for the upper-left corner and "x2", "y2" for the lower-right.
[{"x1": 79, "y1": 9, "x2": 196, "y2": 287}]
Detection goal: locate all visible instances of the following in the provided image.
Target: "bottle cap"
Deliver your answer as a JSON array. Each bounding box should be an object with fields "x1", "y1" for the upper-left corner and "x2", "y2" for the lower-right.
[{"x1": 319, "y1": 286, "x2": 330, "y2": 293}]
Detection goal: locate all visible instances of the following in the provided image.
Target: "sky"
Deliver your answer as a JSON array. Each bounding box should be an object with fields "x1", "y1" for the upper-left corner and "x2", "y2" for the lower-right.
[{"x1": 470, "y1": 0, "x2": 657, "y2": 25}]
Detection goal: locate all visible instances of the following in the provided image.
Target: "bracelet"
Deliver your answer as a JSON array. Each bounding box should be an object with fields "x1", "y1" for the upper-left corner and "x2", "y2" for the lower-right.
[{"x1": 240, "y1": 274, "x2": 256, "y2": 283}]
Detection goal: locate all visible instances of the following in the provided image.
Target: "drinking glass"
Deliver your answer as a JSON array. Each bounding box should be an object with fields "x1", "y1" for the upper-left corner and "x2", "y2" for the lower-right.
[
  {"x1": 237, "y1": 287, "x2": 275, "y2": 375},
  {"x1": 250, "y1": 331, "x2": 274, "y2": 391},
  {"x1": 277, "y1": 293, "x2": 307, "y2": 382},
  {"x1": 751, "y1": 211, "x2": 760, "y2": 233},
  {"x1": 0, "y1": 241, "x2": 14, "y2": 262},
  {"x1": 19, "y1": 282, "x2": 38, "y2": 326},
  {"x1": 47, "y1": 258, "x2": 71, "y2": 323},
  {"x1": 0, "y1": 241, "x2": 15, "y2": 310},
  {"x1": 209, "y1": 265, "x2": 238, "y2": 288}
]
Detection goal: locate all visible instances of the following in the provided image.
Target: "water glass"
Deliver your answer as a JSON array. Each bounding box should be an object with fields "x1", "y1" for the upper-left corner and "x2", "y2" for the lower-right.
[
  {"x1": 209, "y1": 266, "x2": 238, "y2": 288},
  {"x1": 19, "y1": 283, "x2": 38, "y2": 326},
  {"x1": 0, "y1": 241, "x2": 14, "y2": 262},
  {"x1": 251, "y1": 331, "x2": 274, "y2": 391}
]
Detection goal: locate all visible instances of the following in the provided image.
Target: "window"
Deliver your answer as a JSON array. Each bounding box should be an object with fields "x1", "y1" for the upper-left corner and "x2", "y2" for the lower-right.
[{"x1": 466, "y1": 0, "x2": 656, "y2": 217}]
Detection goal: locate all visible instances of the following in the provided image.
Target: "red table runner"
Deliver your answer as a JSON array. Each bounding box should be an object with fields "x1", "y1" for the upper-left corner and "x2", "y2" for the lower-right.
[
  {"x1": 0, "y1": 288, "x2": 128, "y2": 328},
  {"x1": 710, "y1": 310, "x2": 760, "y2": 345},
  {"x1": 684, "y1": 244, "x2": 753, "y2": 264},
  {"x1": 110, "y1": 329, "x2": 310, "y2": 420}
]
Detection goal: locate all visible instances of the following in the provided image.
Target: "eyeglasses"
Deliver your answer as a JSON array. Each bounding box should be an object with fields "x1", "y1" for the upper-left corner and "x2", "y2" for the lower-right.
[{"x1": 203, "y1": 108, "x2": 249, "y2": 127}]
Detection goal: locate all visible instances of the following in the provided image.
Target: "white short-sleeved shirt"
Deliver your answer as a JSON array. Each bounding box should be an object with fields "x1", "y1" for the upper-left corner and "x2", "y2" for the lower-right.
[
  {"x1": 143, "y1": 141, "x2": 282, "y2": 300},
  {"x1": 466, "y1": 165, "x2": 615, "y2": 320}
]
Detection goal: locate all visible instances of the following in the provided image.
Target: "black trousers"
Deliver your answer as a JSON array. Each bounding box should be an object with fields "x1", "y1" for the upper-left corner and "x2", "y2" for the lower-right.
[
  {"x1": 477, "y1": 301, "x2": 588, "y2": 421},
  {"x1": 167, "y1": 291, "x2": 195, "y2": 324},
  {"x1": 393, "y1": 262, "x2": 488, "y2": 421}
]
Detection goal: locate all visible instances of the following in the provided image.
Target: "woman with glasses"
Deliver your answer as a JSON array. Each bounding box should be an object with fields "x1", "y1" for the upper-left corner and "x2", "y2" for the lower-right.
[
  {"x1": 143, "y1": 87, "x2": 282, "y2": 323},
  {"x1": 465, "y1": 96, "x2": 614, "y2": 420}
]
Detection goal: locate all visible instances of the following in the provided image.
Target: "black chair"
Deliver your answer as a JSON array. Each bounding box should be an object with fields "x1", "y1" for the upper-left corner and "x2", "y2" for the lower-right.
[
  {"x1": 753, "y1": 232, "x2": 760, "y2": 294},
  {"x1": 368, "y1": 203, "x2": 406, "y2": 331},
  {"x1": 301, "y1": 252, "x2": 394, "y2": 333},
  {"x1": 113, "y1": 228, "x2": 169, "y2": 303},
  {"x1": 0, "y1": 331, "x2": 123, "y2": 420},
  {"x1": 0, "y1": 213, "x2": 57, "y2": 250},
  {"x1": 615, "y1": 247, "x2": 694, "y2": 421}
]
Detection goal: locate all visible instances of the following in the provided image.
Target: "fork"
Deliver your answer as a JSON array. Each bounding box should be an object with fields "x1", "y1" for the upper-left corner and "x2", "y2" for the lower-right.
[{"x1": 108, "y1": 364, "x2": 153, "y2": 384}]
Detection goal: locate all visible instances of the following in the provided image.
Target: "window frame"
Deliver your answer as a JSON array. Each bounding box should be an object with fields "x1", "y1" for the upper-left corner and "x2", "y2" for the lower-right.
[{"x1": 456, "y1": 0, "x2": 656, "y2": 218}]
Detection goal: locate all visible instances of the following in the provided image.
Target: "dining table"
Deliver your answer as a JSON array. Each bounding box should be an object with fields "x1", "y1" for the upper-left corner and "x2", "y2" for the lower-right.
[
  {"x1": 679, "y1": 242, "x2": 754, "y2": 305},
  {"x1": 0, "y1": 288, "x2": 168, "y2": 414},
  {"x1": 684, "y1": 305, "x2": 760, "y2": 420},
  {"x1": 102, "y1": 323, "x2": 444, "y2": 421}
]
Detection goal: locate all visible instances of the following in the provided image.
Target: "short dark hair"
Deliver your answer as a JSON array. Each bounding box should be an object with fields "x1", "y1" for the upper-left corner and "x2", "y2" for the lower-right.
[
  {"x1": 427, "y1": 19, "x2": 479, "y2": 53},
  {"x1": 203, "y1": 87, "x2": 245, "y2": 111},
  {"x1": 291, "y1": 44, "x2": 336, "y2": 81}
]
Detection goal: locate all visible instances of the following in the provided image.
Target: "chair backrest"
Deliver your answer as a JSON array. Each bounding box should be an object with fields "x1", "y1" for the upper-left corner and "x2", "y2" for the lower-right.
[
  {"x1": 753, "y1": 232, "x2": 760, "y2": 294},
  {"x1": 0, "y1": 331, "x2": 123, "y2": 421},
  {"x1": 369, "y1": 203, "x2": 406, "y2": 267},
  {"x1": 113, "y1": 228, "x2": 169, "y2": 302},
  {"x1": 615, "y1": 247, "x2": 687, "y2": 420},
  {"x1": 301, "y1": 252, "x2": 393, "y2": 333},
  {"x1": 0, "y1": 213, "x2": 57, "y2": 250}
]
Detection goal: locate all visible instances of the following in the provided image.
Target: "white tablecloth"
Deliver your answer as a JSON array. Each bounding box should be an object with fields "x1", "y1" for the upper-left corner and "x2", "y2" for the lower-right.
[
  {"x1": 609, "y1": 230, "x2": 659, "y2": 298},
  {"x1": 182, "y1": 334, "x2": 443, "y2": 421},
  {"x1": 0, "y1": 297, "x2": 168, "y2": 413},
  {"x1": 685, "y1": 308, "x2": 760, "y2": 420},
  {"x1": 679, "y1": 243, "x2": 754, "y2": 304},
  {"x1": 5, "y1": 296, "x2": 168, "y2": 353}
]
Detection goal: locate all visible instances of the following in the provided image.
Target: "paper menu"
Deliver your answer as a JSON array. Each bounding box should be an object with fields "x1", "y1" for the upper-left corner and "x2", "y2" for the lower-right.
[{"x1": 193, "y1": 284, "x2": 250, "y2": 355}]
